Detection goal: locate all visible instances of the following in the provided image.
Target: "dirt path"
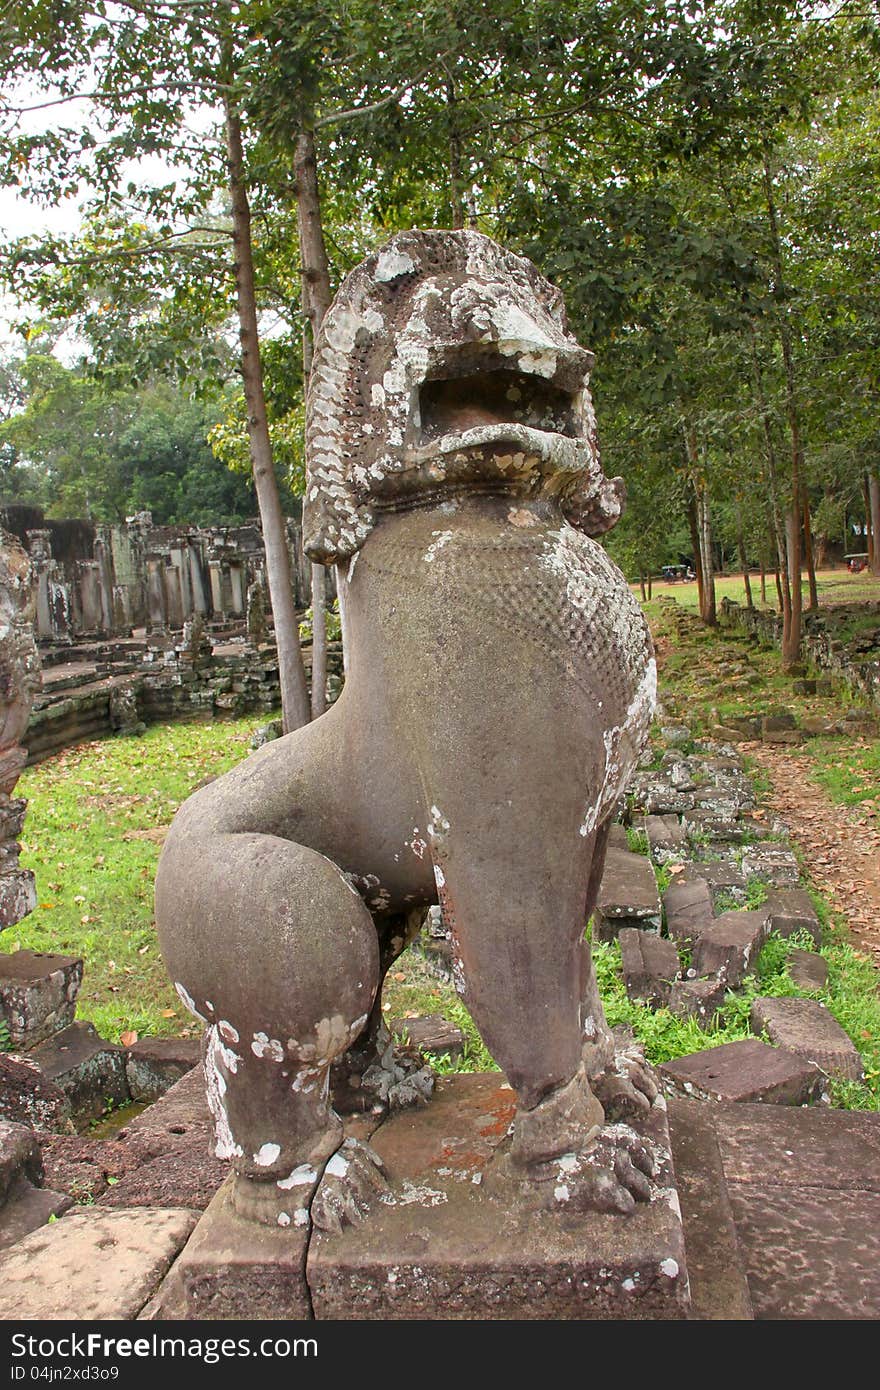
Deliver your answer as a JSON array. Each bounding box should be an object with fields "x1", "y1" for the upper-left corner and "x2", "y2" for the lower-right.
[{"x1": 748, "y1": 743, "x2": 880, "y2": 968}]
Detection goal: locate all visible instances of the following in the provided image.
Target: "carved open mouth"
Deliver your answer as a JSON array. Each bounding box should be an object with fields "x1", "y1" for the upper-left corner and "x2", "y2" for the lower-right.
[{"x1": 418, "y1": 367, "x2": 579, "y2": 443}]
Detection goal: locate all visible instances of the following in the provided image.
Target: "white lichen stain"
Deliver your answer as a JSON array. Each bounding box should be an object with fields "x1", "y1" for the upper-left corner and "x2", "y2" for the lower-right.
[
  {"x1": 252, "y1": 1032, "x2": 285, "y2": 1062},
  {"x1": 554, "y1": 1183, "x2": 571, "y2": 1203},
  {"x1": 277, "y1": 1165, "x2": 318, "y2": 1190},
  {"x1": 381, "y1": 1181, "x2": 448, "y2": 1208},
  {"x1": 253, "y1": 1142, "x2": 281, "y2": 1167},
  {"x1": 294, "y1": 1208, "x2": 309, "y2": 1227},
  {"x1": 277, "y1": 1212, "x2": 291, "y2": 1227},
  {"x1": 424, "y1": 530, "x2": 453, "y2": 563},
  {"x1": 204, "y1": 1024, "x2": 243, "y2": 1161},
  {"x1": 174, "y1": 982, "x2": 207, "y2": 1022},
  {"x1": 325, "y1": 1153, "x2": 350, "y2": 1179},
  {"x1": 660, "y1": 1258, "x2": 679, "y2": 1279}
]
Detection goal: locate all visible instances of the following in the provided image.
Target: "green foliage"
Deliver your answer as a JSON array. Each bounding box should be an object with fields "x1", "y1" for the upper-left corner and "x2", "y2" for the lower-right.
[{"x1": 298, "y1": 598, "x2": 342, "y2": 645}]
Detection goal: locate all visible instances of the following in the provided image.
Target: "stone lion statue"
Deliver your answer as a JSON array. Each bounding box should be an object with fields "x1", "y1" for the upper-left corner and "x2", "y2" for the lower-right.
[{"x1": 156, "y1": 230, "x2": 658, "y2": 1233}]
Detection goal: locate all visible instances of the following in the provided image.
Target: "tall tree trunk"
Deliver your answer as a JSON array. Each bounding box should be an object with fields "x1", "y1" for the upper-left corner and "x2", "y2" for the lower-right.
[
  {"x1": 683, "y1": 421, "x2": 715, "y2": 625},
  {"x1": 803, "y1": 489, "x2": 819, "y2": 610},
  {"x1": 224, "y1": 97, "x2": 310, "y2": 733},
  {"x1": 294, "y1": 127, "x2": 335, "y2": 718},
  {"x1": 864, "y1": 475, "x2": 874, "y2": 571},
  {"x1": 446, "y1": 79, "x2": 464, "y2": 230},
  {"x1": 760, "y1": 562, "x2": 766, "y2": 606},
  {"x1": 870, "y1": 473, "x2": 880, "y2": 577},
  {"x1": 748, "y1": 323, "x2": 791, "y2": 636},
  {"x1": 736, "y1": 506, "x2": 753, "y2": 609},
  {"x1": 763, "y1": 155, "x2": 804, "y2": 670},
  {"x1": 687, "y1": 494, "x2": 705, "y2": 615}
]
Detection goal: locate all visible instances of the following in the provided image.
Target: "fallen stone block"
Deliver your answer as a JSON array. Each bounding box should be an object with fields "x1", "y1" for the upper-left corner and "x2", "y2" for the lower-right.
[
  {"x1": 619, "y1": 928, "x2": 680, "y2": 1007},
  {"x1": 0, "y1": 1181, "x2": 72, "y2": 1251},
  {"x1": 0, "y1": 1118, "x2": 71, "y2": 1250},
  {"x1": 680, "y1": 859, "x2": 747, "y2": 906},
  {"x1": 691, "y1": 909, "x2": 771, "y2": 987},
  {"x1": 663, "y1": 878, "x2": 714, "y2": 948},
  {"x1": 594, "y1": 846, "x2": 661, "y2": 941},
  {"x1": 391, "y1": 1015, "x2": 464, "y2": 1060},
  {"x1": 668, "y1": 975, "x2": 727, "y2": 1022},
  {"x1": 0, "y1": 1208, "x2": 198, "y2": 1319},
  {"x1": 31, "y1": 1021, "x2": 130, "y2": 1126},
  {"x1": 801, "y1": 716, "x2": 837, "y2": 737},
  {"x1": 125, "y1": 1036, "x2": 201, "y2": 1102},
  {"x1": 642, "y1": 815, "x2": 686, "y2": 864},
  {"x1": 0, "y1": 1119, "x2": 42, "y2": 1204},
  {"x1": 762, "y1": 712, "x2": 797, "y2": 734},
  {"x1": 750, "y1": 997, "x2": 864, "y2": 1083},
  {"x1": 0, "y1": 950, "x2": 83, "y2": 1047},
  {"x1": 0, "y1": 1053, "x2": 72, "y2": 1132},
  {"x1": 787, "y1": 949, "x2": 828, "y2": 992},
  {"x1": 660, "y1": 1039, "x2": 824, "y2": 1106},
  {"x1": 740, "y1": 844, "x2": 801, "y2": 889},
  {"x1": 763, "y1": 888, "x2": 821, "y2": 947},
  {"x1": 0, "y1": 869, "x2": 37, "y2": 930}
]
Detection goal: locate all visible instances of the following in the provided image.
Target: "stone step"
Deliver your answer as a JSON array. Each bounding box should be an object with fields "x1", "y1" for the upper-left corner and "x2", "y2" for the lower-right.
[
  {"x1": 31, "y1": 1021, "x2": 130, "y2": 1126},
  {"x1": 0, "y1": 1208, "x2": 198, "y2": 1319},
  {"x1": 0, "y1": 949, "x2": 83, "y2": 1047}
]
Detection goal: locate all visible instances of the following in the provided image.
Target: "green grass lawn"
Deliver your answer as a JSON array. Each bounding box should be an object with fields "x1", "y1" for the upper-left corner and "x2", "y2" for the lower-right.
[
  {"x1": 640, "y1": 567, "x2": 880, "y2": 612},
  {"x1": 12, "y1": 718, "x2": 257, "y2": 1042}
]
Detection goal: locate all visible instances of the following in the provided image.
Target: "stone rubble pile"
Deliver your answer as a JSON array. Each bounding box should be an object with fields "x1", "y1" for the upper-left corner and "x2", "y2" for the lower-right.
[{"x1": 603, "y1": 725, "x2": 865, "y2": 1104}]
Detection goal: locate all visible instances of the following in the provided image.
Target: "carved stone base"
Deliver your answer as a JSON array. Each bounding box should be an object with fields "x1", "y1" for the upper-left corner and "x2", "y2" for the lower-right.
[
  {"x1": 144, "y1": 1176, "x2": 311, "y2": 1321},
  {"x1": 150, "y1": 1073, "x2": 690, "y2": 1321},
  {"x1": 308, "y1": 1072, "x2": 690, "y2": 1320}
]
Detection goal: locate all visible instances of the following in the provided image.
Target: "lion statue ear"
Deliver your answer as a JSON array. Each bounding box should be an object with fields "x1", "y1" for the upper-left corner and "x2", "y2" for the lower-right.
[{"x1": 564, "y1": 475, "x2": 626, "y2": 537}]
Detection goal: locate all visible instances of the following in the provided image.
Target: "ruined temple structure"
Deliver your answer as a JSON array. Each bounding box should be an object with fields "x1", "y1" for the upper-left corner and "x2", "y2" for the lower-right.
[
  {"x1": 0, "y1": 505, "x2": 312, "y2": 645},
  {"x1": 0, "y1": 507, "x2": 337, "y2": 761},
  {"x1": 154, "y1": 231, "x2": 692, "y2": 1319}
]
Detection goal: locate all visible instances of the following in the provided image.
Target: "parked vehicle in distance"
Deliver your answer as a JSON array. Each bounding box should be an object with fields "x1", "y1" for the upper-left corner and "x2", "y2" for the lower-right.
[
  {"x1": 661, "y1": 564, "x2": 696, "y2": 583},
  {"x1": 845, "y1": 553, "x2": 869, "y2": 574}
]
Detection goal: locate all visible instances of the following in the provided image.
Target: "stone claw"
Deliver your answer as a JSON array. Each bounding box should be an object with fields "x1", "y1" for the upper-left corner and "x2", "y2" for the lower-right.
[
  {"x1": 592, "y1": 1045, "x2": 659, "y2": 1123},
  {"x1": 545, "y1": 1124, "x2": 658, "y2": 1216},
  {"x1": 310, "y1": 1137, "x2": 390, "y2": 1234}
]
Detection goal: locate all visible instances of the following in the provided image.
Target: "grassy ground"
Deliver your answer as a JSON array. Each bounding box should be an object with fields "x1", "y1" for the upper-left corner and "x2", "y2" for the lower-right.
[
  {"x1": 11, "y1": 719, "x2": 257, "y2": 1043},
  {"x1": 640, "y1": 567, "x2": 880, "y2": 612}
]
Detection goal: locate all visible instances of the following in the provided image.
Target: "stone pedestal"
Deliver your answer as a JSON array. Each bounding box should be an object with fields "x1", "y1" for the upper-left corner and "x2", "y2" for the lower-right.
[
  {"x1": 152, "y1": 1072, "x2": 690, "y2": 1321},
  {"x1": 308, "y1": 1073, "x2": 690, "y2": 1320}
]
